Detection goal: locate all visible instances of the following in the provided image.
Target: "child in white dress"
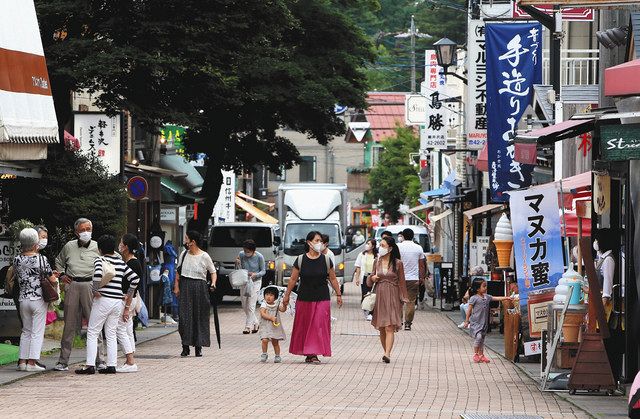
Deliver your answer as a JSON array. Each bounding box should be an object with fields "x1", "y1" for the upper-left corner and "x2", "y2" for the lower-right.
[{"x1": 259, "y1": 287, "x2": 286, "y2": 363}]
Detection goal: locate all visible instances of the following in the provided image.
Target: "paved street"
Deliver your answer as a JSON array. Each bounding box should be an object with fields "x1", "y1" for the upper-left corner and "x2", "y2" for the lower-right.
[{"x1": 0, "y1": 284, "x2": 589, "y2": 418}]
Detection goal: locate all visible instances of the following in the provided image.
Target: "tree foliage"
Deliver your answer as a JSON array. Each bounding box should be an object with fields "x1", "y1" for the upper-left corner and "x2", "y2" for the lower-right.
[
  {"x1": 366, "y1": 127, "x2": 421, "y2": 222},
  {"x1": 36, "y1": 0, "x2": 375, "y2": 231}
]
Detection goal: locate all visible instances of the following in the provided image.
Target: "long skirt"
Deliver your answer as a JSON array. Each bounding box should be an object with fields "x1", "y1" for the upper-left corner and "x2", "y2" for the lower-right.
[
  {"x1": 178, "y1": 277, "x2": 211, "y2": 347},
  {"x1": 289, "y1": 300, "x2": 331, "y2": 357}
]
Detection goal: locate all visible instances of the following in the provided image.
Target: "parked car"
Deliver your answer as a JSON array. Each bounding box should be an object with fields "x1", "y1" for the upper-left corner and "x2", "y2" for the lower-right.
[{"x1": 207, "y1": 223, "x2": 281, "y2": 303}]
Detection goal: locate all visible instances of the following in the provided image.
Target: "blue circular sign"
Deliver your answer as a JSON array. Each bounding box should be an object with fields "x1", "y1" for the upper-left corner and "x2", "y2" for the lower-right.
[{"x1": 127, "y1": 176, "x2": 148, "y2": 200}]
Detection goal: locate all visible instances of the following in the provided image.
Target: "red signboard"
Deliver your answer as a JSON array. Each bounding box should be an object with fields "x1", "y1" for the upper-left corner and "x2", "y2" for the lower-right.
[{"x1": 513, "y1": 4, "x2": 593, "y2": 21}]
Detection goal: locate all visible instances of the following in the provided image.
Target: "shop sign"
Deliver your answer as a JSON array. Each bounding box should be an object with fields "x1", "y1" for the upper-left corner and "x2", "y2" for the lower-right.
[
  {"x1": 74, "y1": 113, "x2": 122, "y2": 176},
  {"x1": 512, "y1": 5, "x2": 593, "y2": 21},
  {"x1": 593, "y1": 173, "x2": 610, "y2": 216},
  {"x1": 524, "y1": 339, "x2": 542, "y2": 356},
  {"x1": 599, "y1": 123, "x2": 640, "y2": 161},
  {"x1": 160, "y1": 207, "x2": 178, "y2": 222},
  {"x1": 510, "y1": 184, "x2": 564, "y2": 308},
  {"x1": 476, "y1": 236, "x2": 490, "y2": 272},
  {"x1": 466, "y1": 20, "x2": 488, "y2": 150},
  {"x1": 161, "y1": 125, "x2": 186, "y2": 158},
  {"x1": 405, "y1": 95, "x2": 428, "y2": 126},
  {"x1": 486, "y1": 23, "x2": 541, "y2": 201},
  {"x1": 370, "y1": 209, "x2": 380, "y2": 228},
  {"x1": 0, "y1": 239, "x2": 16, "y2": 310},
  {"x1": 212, "y1": 170, "x2": 236, "y2": 224},
  {"x1": 420, "y1": 50, "x2": 448, "y2": 150}
]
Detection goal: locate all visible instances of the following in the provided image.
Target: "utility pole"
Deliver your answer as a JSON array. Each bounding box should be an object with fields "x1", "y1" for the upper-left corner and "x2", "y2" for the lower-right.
[{"x1": 411, "y1": 15, "x2": 416, "y2": 93}]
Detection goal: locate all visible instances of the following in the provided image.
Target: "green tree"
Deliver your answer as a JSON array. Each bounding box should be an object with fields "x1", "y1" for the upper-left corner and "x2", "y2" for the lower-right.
[
  {"x1": 366, "y1": 127, "x2": 421, "y2": 222},
  {"x1": 36, "y1": 0, "x2": 374, "y2": 232}
]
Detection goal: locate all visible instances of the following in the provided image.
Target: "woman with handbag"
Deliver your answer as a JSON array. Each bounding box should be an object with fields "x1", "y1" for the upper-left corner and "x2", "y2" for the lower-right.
[
  {"x1": 15, "y1": 228, "x2": 58, "y2": 372},
  {"x1": 367, "y1": 236, "x2": 408, "y2": 364},
  {"x1": 173, "y1": 230, "x2": 217, "y2": 357},
  {"x1": 283, "y1": 231, "x2": 342, "y2": 364},
  {"x1": 354, "y1": 238, "x2": 377, "y2": 321}
]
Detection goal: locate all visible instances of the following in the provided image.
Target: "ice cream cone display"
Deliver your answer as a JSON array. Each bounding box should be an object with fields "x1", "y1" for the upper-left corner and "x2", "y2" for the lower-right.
[{"x1": 494, "y1": 214, "x2": 513, "y2": 268}]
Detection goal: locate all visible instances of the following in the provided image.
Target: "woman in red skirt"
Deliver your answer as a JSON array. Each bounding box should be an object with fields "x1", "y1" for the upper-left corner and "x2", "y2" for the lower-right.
[{"x1": 283, "y1": 231, "x2": 343, "y2": 364}]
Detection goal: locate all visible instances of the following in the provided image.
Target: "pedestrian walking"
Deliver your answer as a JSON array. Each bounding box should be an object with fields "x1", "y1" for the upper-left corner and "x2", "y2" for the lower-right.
[
  {"x1": 75, "y1": 235, "x2": 140, "y2": 374},
  {"x1": 237, "y1": 239, "x2": 266, "y2": 334},
  {"x1": 173, "y1": 230, "x2": 217, "y2": 357},
  {"x1": 367, "y1": 236, "x2": 408, "y2": 363},
  {"x1": 320, "y1": 234, "x2": 336, "y2": 266},
  {"x1": 15, "y1": 228, "x2": 59, "y2": 372},
  {"x1": 259, "y1": 286, "x2": 286, "y2": 363},
  {"x1": 116, "y1": 233, "x2": 143, "y2": 372},
  {"x1": 283, "y1": 231, "x2": 342, "y2": 364},
  {"x1": 397, "y1": 228, "x2": 426, "y2": 331},
  {"x1": 463, "y1": 278, "x2": 511, "y2": 363},
  {"x1": 54, "y1": 217, "x2": 104, "y2": 372},
  {"x1": 354, "y1": 238, "x2": 377, "y2": 321}
]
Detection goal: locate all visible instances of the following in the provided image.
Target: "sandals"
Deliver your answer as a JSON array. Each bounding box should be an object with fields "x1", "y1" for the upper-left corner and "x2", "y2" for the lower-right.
[
  {"x1": 251, "y1": 325, "x2": 259, "y2": 334},
  {"x1": 243, "y1": 328, "x2": 251, "y2": 335},
  {"x1": 305, "y1": 355, "x2": 321, "y2": 364}
]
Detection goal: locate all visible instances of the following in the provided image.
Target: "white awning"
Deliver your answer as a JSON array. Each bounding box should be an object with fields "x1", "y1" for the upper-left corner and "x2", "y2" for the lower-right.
[{"x1": 430, "y1": 209, "x2": 452, "y2": 222}]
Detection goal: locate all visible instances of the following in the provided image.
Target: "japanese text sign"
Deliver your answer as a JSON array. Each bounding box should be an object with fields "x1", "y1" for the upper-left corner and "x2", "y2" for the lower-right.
[
  {"x1": 420, "y1": 50, "x2": 448, "y2": 149},
  {"x1": 486, "y1": 23, "x2": 541, "y2": 202},
  {"x1": 510, "y1": 183, "x2": 564, "y2": 309},
  {"x1": 466, "y1": 20, "x2": 487, "y2": 150},
  {"x1": 212, "y1": 170, "x2": 236, "y2": 224},
  {"x1": 74, "y1": 113, "x2": 121, "y2": 176}
]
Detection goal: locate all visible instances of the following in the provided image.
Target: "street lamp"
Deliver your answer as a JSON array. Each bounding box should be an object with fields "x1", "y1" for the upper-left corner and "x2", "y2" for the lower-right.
[{"x1": 433, "y1": 37, "x2": 468, "y2": 85}]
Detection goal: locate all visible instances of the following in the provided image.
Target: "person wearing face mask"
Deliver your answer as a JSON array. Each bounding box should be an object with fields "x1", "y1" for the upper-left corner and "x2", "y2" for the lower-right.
[
  {"x1": 320, "y1": 234, "x2": 336, "y2": 268},
  {"x1": 283, "y1": 231, "x2": 343, "y2": 364},
  {"x1": 54, "y1": 217, "x2": 103, "y2": 372},
  {"x1": 35, "y1": 225, "x2": 60, "y2": 339},
  {"x1": 354, "y1": 238, "x2": 377, "y2": 321},
  {"x1": 236, "y1": 239, "x2": 266, "y2": 334},
  {"x1": 368, "y1": 236, "x2": 408, "y2": 363}
]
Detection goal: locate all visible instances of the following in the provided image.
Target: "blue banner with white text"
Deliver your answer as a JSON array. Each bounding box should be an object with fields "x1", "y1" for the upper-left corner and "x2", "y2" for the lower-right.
[{"x1": 486, "y1": 23, "x2": 542, "y2": 202}]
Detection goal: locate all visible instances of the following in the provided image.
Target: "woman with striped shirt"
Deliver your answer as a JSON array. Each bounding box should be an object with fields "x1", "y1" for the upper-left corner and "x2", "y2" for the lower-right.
[{"x1": 76, "y1": 235, "x2": 140, "y2": 375}]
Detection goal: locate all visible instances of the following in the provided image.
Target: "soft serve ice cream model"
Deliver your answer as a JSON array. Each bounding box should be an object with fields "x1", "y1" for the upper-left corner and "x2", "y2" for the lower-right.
[{"x1": 494, "y1": 214, "x2": 513, "y2": 268}]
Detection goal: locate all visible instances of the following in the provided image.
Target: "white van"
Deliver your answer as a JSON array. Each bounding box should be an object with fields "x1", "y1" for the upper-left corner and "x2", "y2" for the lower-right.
[
  {"x1": 207, "y1": 223, "x2": 281, "y2": 302},
  {"x1": 374, "y1": 225, "x2": 431, "y2": 252}
]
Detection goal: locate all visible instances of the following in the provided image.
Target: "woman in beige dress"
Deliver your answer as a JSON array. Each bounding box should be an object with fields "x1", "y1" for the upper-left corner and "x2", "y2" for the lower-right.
[{"x1": 367, "y1": 236, "x2": 408, "y2": 363}]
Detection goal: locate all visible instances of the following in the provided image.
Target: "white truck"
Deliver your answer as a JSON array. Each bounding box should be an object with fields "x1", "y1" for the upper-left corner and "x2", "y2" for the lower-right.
[{"x1": 277, "y1": 183, "x2": 366, "y2": 292}]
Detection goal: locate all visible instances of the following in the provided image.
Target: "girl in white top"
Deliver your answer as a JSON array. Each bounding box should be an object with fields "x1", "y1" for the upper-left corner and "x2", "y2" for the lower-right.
[
  {"x1": 174, "y1": 230, "x2": 217, "y2": 357},
  {"x1": 354, "y1": 239, "x2": 378, "y2": 320}
]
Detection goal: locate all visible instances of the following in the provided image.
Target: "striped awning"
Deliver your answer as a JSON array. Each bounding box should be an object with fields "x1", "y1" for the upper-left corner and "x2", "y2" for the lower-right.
[{"x1": 0, "y1": 133, "x2": 58, "y2": 144}]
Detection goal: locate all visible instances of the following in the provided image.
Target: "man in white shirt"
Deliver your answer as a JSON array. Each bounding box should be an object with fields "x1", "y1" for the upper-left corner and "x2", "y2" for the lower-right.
[{"x1": 397, "y1": 228, "x2": 426, "y2": 331}]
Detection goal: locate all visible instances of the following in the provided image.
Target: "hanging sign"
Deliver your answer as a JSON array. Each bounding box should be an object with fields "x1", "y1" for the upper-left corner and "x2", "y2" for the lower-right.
[
  {"x1": 421, "y1": 50, "x2": 448, "y2": 150},
  {"x1": 599, "y1": 123, "x2": 640, "y2": 161},
  {"x1": 466, "y1": 20, "x2": 488, "y2": 150},
  {"x1": 74, "y1": 113, "x2": 122, "y2": 176},
  {"x1": 349, "y1": 122, "x2": 370, "y2": 142},
  {"x1": 405, "y1": 95, "x2": 428, "y2": 126},
  {"x1": 486, "y1": 23, "x2": 541, "y2": 202},
  {"x1": 212, "y1": 170, "x2": 236, "y2": 224},
  {"x1": 593, "y1": 173, "x2": 610, "y2": 215}
]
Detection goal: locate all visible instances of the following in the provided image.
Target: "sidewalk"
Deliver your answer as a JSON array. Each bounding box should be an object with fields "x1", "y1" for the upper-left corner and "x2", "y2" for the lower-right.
[
  {"x1": 0, "y1": 318, "x2": 178, "y2": 386},
  {"x1": 435, "y1": 303, "x2": 628, "y2": 419}
]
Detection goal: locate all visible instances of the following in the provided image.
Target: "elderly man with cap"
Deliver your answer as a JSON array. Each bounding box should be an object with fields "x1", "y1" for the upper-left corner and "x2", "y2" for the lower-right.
[{"x1": 53, "y1": 218, "x2": 104, "y2": 371}]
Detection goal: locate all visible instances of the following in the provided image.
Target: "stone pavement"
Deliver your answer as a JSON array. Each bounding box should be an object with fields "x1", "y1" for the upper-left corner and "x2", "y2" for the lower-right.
[{"x1": 0, "y1": 284, "x2": 591, "y2": 418}]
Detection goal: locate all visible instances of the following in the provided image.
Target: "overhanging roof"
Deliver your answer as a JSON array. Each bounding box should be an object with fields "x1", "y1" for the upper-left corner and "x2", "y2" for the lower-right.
[
  {"x1": 125, "y1": 163, "x2": 187, "y2": 178},
  {"x1": 420, "y1": 187, "x2": 450, "y2": 202},
  {"x1": 159, "y1": 153, "x2": 204, "y2": 193},
  {"x1": 430, "y1": 209, "x2": 452, "y2": 222},
  {"x1": 463, "y1": 204, "x2": 505, "y2": 220},
  {"x1": 605, "y1": 59, "x2": 640, "y2": 97},
  {"x1": 408, "y1": 201, "x2": 435, "y2": 213},
  {"x1": 516, "y1": 118, "x2": 595, "y2": 146},
  {"x1": 235, "y1": 196, "x2": 278, "y2": 224}
]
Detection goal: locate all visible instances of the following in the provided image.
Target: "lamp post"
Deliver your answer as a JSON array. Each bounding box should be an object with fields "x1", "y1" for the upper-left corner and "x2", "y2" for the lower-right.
[{"x1": 433, "y1": 37, "x2": 468, "y2": 85}]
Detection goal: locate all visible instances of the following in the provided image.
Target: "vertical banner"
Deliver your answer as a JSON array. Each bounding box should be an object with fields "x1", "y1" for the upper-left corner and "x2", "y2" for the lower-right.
[
  {"x1": 212, "y1": 170, "x2": 236, "y2": 224},
  {"x1": 486, "y1": 23, "x2": 541, "y2": 202},
  {"x1": 466, "y1": 20, "x2": 488, "y2": 149},
  {"x1": 74, "y1": 113, "x2": 122, "y2": 176},
  {"x1": 420, "y1": 50, "x2": 448, "y2": 149},
  {"x1": 510, "y1": 184, "x2": 564, "y2": 338}
]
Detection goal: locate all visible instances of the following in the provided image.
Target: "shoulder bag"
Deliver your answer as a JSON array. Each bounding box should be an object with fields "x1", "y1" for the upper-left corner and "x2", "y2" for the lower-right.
[
  {"x1": 39, "y1": 255, "x2": 59, "y2": 303},
  {"x1": 3, "y1": 263, "x2": 17, "y2": 298},
  {"x1": 98, "y1": 257, "x2": 116, "y2": 288},
  {"x1": 361, "y1": 282, "x2": 376, "y2": 311}
]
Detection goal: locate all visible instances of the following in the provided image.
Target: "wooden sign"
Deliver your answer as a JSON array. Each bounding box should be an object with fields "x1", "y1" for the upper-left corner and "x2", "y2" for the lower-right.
[{"x1": 600, "y1": 123, "x2": 640, "y2": 161}]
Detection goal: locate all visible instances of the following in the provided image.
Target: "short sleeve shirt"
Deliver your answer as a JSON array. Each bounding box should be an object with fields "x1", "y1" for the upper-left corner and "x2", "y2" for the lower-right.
[
  {"x1": 15, "y1": 254, "x2": 52, "y2": 302},
  {"x1": 469, "y1": 293, "x2": 493, "y2": 334},
  {"x1": 177, "y1": 251, "x2": 216, "y2": 280},
  {"x1": 293, "y1": 254, "x2": 333, "y2": 302},
  {"x1": 397, "y1": 241, "x2": 425, "y2": 281}
]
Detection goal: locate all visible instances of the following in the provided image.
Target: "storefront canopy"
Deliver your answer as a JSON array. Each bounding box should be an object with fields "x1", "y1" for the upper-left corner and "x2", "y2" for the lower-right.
[
  {"x1": 476, "y1": 143, "x2": 488, "y2": 172},
  {"x1": 159, "y1": 153, "x2": 204, "y2": 193},
  {"x1": 463, "y1": 204, "x2": 505, "y2": 220},
  {"x1": 235, "y1": 196, "x2": 278, "y2": 224},
  {"x1": 161, "y1": 177, "x2": 203, "y2": 205},
  {"x1": 604, "y1": 59, "x2": 640, "y2": 97},
  {"x1": 515, "y1": 119, "x2": 595, "y2": 146},
  {"x1": 430, "y1": 209, "x2": 452, "y2": 222},
  {"x1": 408, "y1": 201, "x2": 435, "y2": 213},
  {"x1": 420, "y1": 187, "x2": 450, "y2": 202}
]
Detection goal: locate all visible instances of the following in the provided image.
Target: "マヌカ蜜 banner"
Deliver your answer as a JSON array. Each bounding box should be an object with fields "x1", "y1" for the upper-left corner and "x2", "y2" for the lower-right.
[
  {"x1": 486, "y1": 23, "x2": 542, "y2": 202},
  {"x1": 0, "y1": 0, "x2": 58, "y2": 144}
]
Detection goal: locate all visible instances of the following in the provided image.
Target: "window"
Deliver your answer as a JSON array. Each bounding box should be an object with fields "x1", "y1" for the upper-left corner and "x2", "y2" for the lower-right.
[
  {"x1": 299, "y1": 156, "x2": 316, "y2": 182},
  {"x1": 371, "y1": 145, "x2": 383, "y2": 166},
  {"x1": 268, "y1": 165, "x2": 286, "y2": 182}
]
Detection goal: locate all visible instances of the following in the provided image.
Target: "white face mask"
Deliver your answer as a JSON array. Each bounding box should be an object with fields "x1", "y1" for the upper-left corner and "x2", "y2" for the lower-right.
[
  {"x1": 311, "y1": 243, "x2": 323, "y2": 253},
  {"x1": 378, "y1": 247, "x2": 389, "y2": 257},
  {"x1": 118, "y1": 244, "x2": 126, "y2": 254},
  {"x1": 593, "y1": 240, "x2": 599, "y2": 252},
  {"x1": 78, "y1": 231, "x2": 92, "y2": 243},
  {"x1": 365, "y1": 243, "x2": 372, "y2": 251},
  {"x1": 37, "y1": 239, "x2": 48, "y2": 250},
  {"x1": 398, "y1": 236, "x2": 404, "y2": 243}
]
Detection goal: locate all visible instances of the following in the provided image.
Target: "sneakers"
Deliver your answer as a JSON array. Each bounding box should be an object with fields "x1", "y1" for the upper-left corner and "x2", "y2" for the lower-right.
[
  {"x1": 362, "y1": 310, "x2": 369, "y2": 320},
  {"x1": 97, "y1": 362, "x2": 107, "y2": 371},
  {"x1": 75, "y1": 366, "x2": 95, "y2": 375},
  {"x1": 260, "y1": 353, "x2": 268, "y2": 363},
  {"x1": 480, "y1": 355, "x2": 491, "y2": 363},
  {"x1": 16, "y1": 363, "x2": 26, "y2": 372},
  {"x1": 116, "y1": 363, "x2": 138, "y2": 373},
  {"x1": 473, "y1": 354, "x2": 481, "y2": 363},
  {"x1": 404, "y1": 322, "x2": 411, "y2": 331},
  {"x1": 457, "y1": 322, "x2": 468, "y2": 329},
  {"x1": 26, "y1": 363, "x2": 46, "y2": 372},
  {"x1": 53, "y1": 363, "x2": 69, "y2": 371},
  {"x1": 274, "y1": 355, "x2": 282, "y2": 364},
  {"x1": 98, "y1": 366, "x2": 117, "y2": 374},
  {"x1": 366, "y1": 314, "x2": 373, "y2": 321}
]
